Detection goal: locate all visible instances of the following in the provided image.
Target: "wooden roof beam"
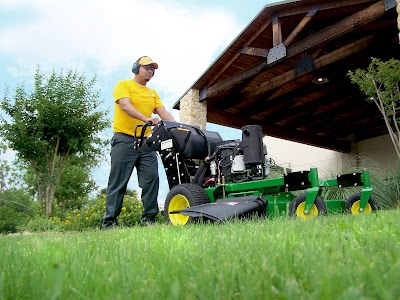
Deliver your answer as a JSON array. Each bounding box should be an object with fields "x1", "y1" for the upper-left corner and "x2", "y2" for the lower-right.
[
  {"x1": 272, "y1": 14, "x2": 282, "y2": 46},
  {"x1": 253, "y1": 84, "x2": 348, "y2": 123},
  {"x1": 277, "y1": 0, "x2": 377, "y2": 18},
  {"x1": 204, "y1": 0, "x2": 387, "y2": 100},
  {"x1": 239, "y1": 34, "x2": 375, "y2": 103},
  {"x1": 207, "y1": 19, "x2": 272, "y2": 87},
  {"x1": 208, "y1": 2, "x2": 319, "y2": 87},
  {"x1": 283, "y1": 5, "x2": 319, "y2": 47},
  {"x1": 207, "y1": 110, "x2": 351, "y2": 152}
]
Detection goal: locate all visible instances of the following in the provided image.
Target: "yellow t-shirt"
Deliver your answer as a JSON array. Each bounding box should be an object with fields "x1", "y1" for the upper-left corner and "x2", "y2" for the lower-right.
[{"x1": 112, "y1": 80, "x2": 164, "y2": 136}]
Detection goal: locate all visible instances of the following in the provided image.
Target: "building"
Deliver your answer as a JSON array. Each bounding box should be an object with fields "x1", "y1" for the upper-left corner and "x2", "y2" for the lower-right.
[{"x1": 174, "y1": 0, "x2": 400, "y2": 173}]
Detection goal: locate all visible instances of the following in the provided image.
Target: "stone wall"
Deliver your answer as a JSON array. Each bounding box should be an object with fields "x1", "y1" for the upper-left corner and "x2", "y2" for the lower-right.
[
  {"x1": 179, "y1": 89, "x2": 207, "y2": 130},
  {"x1": 398, "y1": 0, "x2": 400, "y2": 42}
]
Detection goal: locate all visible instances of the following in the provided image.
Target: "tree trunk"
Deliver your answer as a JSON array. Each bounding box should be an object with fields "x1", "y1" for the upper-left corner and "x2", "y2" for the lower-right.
[{"x1": 373, "y1": 85, "x2": 400, "y2": 159}]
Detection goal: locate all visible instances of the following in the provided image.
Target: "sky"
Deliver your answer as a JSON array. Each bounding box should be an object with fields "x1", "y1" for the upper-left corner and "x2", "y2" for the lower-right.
[{"x1": 0, "y1": 0, "x2": 281, "y2": 205}]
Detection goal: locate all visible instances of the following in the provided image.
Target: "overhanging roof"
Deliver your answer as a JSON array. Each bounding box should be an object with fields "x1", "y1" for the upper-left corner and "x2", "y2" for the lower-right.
[{"x1": 174, "y1": 0, "x2": 399, "y2": 153}]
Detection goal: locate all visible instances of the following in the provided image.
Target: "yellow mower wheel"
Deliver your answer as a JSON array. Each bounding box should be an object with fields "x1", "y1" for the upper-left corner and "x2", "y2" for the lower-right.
[
  {"x1": 289, "y1": 194, "x2": 327, "y2": 220},
  {"x1": 164, "y1": 183, "x2": 210, "y2": 226},
  {"x1": 345, "y1": 193, "x2": 379, "y2": 215},
  {"x1": 349, "y1": 200, "x2": 372, "y2": 215},
  {"x1": 295, "y1": 202, "x2": 319, "y2": 220},
  {"x1": 168, "y1": 194, "x2": 190, "y2": 225}
]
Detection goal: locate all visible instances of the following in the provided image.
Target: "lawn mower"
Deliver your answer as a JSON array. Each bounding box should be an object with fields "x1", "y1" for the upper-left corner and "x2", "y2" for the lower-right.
[{"x1": 138, "y1": 120, "x2": 379, "y2": 225}]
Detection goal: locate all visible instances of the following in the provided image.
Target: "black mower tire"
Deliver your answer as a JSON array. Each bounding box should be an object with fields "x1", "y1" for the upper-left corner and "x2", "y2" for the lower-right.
[
  {"x1": 289, "y1": 194, "x2": 327, "y2": 219},
  {"x1": 345, "y1": 193, "x2": 379, "y2": 214},
  {"x1": 164, "y1": 183, "x2": 210, "y2": 225}
]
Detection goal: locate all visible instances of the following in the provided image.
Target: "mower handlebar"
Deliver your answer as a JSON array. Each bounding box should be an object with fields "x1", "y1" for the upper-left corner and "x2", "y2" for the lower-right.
[{"x1": 133, "y1": 121, "x2": 154, "y2": 148}]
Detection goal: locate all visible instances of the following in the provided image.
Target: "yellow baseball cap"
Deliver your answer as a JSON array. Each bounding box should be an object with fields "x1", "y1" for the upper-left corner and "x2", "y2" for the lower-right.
[{"x1": 138, "y1": 56, "x2": 158, "y2": 69}]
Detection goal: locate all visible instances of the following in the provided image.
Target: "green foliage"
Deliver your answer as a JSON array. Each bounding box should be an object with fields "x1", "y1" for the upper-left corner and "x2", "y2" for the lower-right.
[
  {"x1": 319, "y1": 156, "x2": 400, "y2": 209},
  {"x1": 23, "y1": 155, "x2": 98, "y2": 211},
  {"x1": 0, "y1": 205, "x2": 22, "y2": 233},
  {"x1": 0, "y1": 188, "x2": 35, "y2": 233},
  {"x1": 348, "y1": 58, "x2": 400, "y2": 113},
  {"x1": 1, "y1": 68, "x2": 109, "y2": 158},
  {"x1": 21, "y1": 193, "x2": 164, "y2": 232},
  {"x1": 96, "y1": 187, "x2": 137, "y2": 199},
  {"x1": 348, "y1": 58, "x2": 400, "y2": 158},
  {"x1": 0, "y1": 67, "x2": 110, "y2": 216},
  {"x1": 321, "y1": 185, "x2": 359, "y2": 202},
  {"x1": 337, "y1": 156, "x2": 400, "y2": 209},
  {"x1": 0, "y1": 142, "x2": 25, "y2": 190},
  {"x1": 369, "y1": 161, "x2": 400, "y2": 209},
  {"x1": 19, "y1": 215, "x2": 64, "y2": 232},
  {"x1": 56, "y1": 158, "x2": 97, "y2": 203}
]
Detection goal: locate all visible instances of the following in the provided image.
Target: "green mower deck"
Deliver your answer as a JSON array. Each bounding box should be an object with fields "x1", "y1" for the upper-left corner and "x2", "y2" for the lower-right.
[{"x1": 203, "y1": 167, "x2": 376, "y2": 219}]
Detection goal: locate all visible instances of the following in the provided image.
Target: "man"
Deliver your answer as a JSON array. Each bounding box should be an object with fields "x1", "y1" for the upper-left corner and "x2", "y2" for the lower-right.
[{"x1": 103, "y1": 56, "x2": 175, "y2": 228}]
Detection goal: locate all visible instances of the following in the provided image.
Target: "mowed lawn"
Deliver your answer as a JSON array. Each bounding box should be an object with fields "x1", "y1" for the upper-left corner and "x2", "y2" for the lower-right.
[{"x1": 1, "y1": 210, "x2": 399, "y2": 300}]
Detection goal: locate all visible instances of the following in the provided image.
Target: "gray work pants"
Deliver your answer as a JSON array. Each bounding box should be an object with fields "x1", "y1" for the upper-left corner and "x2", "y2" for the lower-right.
[{"x1": 103, "y1": 133, "x2": 159, "y2": 227}]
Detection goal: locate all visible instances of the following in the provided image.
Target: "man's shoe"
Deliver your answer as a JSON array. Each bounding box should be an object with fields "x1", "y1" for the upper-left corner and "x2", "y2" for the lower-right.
[
  {"x1": 102, "y1": 220, "x2": 118, "y2": 230},
  {"x1": 140, "y1": 218, "x2": 155, "y2": 226}
]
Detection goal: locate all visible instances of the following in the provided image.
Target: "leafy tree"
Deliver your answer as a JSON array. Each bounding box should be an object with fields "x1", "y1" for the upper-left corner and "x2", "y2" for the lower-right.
[
  {"x1": 0, "y1": 188, "x2": 35, "y2": 233},
  {"x1": 348, "y1": 58, "x2": 400, "y2": 158},
  {"x1": 97, "y1": 187, "x2": 138, "y2": 199},
  {"x1": 55, "y1": 156, "x2": 98, "y2": 209},
  {"x1": 0, "y1": 141, "x2": 24, "y2": 191},
  {"x1": 0, "y1": 68, "x2": 110, "y2": 217},
  {"x1": 0, "y1": 142, "x2": 35, "y2": 233},
  {"x1": 0, "y1": 142, "x2": 9, "y2": 191},
  {"x1": 23, "y1": 154, "x2": 98, "y2": 211}
]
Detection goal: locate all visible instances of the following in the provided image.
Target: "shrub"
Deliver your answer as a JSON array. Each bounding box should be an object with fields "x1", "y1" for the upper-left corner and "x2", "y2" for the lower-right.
[
  {"x1": 319, "y1": 156, "x2": 400, "y2": 209},
  {"x1": 370, "y1": 161, "x2": 400, "y2": 209},
  {"x1": 0, "y1": 206, "x2": 24, "y2": 233},
  {"x1": 21, "y1": 215, "x2": 65, "y2": 232},
  {"x1": 0, "y1": 188, "x2": 35, "y2": 234},
  {"x1": 21, "y1": 193, "x2": 165, "y2": 232}
]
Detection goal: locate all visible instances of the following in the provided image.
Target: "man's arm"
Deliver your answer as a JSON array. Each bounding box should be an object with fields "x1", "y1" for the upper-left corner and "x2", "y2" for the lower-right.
[
  {"x1": 154, "y1": 106, "x2": 175, "y2": 122},
  {"x1": 118, "y1": 97, "x2": 160, "y2": 124}
]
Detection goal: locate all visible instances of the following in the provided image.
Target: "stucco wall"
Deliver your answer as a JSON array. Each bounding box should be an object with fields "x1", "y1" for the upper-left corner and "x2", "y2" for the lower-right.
[
  {"x1": 262, "y1": 134, "x2": 398, "y2": 178},
  {"x1": 263, "y1": 136, "x2": 346, "y2": 178},
  {"x1": 357, "y1": 134, "x2": 398, "y2": 169}
]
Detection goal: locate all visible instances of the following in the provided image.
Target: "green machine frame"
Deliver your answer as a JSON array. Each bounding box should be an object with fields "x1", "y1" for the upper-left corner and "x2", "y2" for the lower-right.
[{"x1": 203, "y1": 167, "x2": 373, "y2": 217}]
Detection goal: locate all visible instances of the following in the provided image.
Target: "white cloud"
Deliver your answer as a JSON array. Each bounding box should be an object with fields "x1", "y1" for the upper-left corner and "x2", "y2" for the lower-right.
[
  {"x1": 0, "y1": 0, "x2": 240, "y2": 101},
  {"x1": 0, "y1": 0, "x2": 263, "y2": 204}
]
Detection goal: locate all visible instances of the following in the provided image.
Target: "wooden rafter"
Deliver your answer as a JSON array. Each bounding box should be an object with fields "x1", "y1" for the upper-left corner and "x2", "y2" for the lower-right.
[
  {"x1": 272, "y1": 14, "x2": 282, "y2": 46},
  {"x1": 203, "y1": 0, "x2": 387, "y2": 100},
  {"x1": 277, "y1": 0, "x2": 377, "y2": 17},
  {"x1": 207, "y1": 110, "x2": 351, "y2": 152},
  {"x1": 207, "y1": 19, "x2": 272, "y2": 87},
  {"x1": 283, "y1": 5, "x2": 319, "y2": 46},
  {"x1": 234, "y1": 34, "x2": 375, "y2": 105}
]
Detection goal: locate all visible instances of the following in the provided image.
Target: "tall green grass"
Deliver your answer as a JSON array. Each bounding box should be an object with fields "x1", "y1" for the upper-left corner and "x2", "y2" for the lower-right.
[
  {"x1": 320, "y1": 157, "x2": 400, "y2": 209},
  {"x1": 1, "y1": 210, "x2": 399, "y2": 300},
  {"x1": 369, "y1": 162, "x2": 400, "y2": 209}
]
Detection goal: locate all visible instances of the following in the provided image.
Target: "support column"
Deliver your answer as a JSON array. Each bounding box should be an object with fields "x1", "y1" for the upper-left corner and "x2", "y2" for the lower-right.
[{"x1": 179, "y1": 89, "x2": 207, "y2": 130}]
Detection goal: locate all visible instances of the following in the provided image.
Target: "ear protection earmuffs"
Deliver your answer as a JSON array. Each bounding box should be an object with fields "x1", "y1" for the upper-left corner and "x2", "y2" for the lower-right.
[
  {"x1": 132, "y1": 57, "x2": 141, "y2": 74},
  {"x1": 132, "y1": 56, "x2": 155, "y2": 76}
]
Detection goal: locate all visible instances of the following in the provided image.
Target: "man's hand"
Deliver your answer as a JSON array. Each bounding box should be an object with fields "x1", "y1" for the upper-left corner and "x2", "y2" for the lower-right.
[{"x1": 145, "y1": 117, "x2": 160, "y2": 125}]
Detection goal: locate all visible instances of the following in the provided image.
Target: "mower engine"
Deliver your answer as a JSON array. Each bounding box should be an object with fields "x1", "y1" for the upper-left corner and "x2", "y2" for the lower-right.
[
  {"x1": 142, "y1": 121, "x2": 269, "y2": 188},
  {"x1": 206, "y1": 125, "x2": 269, "y2": 185}
]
